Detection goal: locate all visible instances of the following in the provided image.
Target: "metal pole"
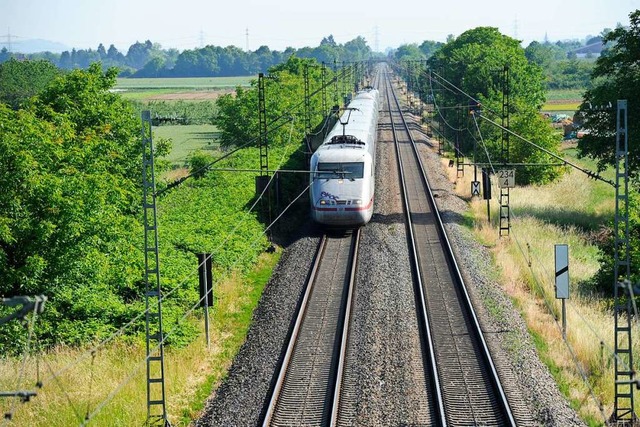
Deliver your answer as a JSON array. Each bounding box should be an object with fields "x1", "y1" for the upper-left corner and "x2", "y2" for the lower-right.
[
  {"x1": 487, "y1": 199, "x2": 490, "y2": 223},
  {"x1": 203, "y1": 258, "x2": 210, "y2": 350},
  {"x1": 562, "y1": 299, "x2": 566, "y2": 340},
  {"x1": 141, "y1": 111, "x2": 170, "y2": 427}
]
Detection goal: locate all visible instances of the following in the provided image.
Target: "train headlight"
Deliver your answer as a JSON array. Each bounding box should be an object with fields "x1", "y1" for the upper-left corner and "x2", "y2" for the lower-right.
[
  {"x1": 353, "y1": 199, "x2": 362, "y2": 205},
  {"x1": 319, "y1": 199, "x2": 327, "y2": 205}
]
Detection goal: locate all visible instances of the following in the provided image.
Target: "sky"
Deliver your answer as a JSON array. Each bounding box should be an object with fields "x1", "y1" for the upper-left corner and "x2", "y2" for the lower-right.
[{"x1": 0, "y1": 0, "x2": 637, "y2": 53}]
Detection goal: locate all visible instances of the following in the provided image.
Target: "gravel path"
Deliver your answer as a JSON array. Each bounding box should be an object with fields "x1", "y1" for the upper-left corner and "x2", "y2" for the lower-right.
[{"x1": 195, "y1": 110, "x2": 584, "y2": 427}]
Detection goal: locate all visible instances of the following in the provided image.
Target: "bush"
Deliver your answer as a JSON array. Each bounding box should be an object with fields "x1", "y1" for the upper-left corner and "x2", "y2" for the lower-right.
[{"x1": 589, "y1": 193, "x2": 640, "y2": 296}]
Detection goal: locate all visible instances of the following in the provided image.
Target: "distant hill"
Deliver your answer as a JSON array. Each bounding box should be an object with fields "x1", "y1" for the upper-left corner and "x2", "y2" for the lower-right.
[{"x1": 2, "y1": 39, "x2": 70, "y2": 54}]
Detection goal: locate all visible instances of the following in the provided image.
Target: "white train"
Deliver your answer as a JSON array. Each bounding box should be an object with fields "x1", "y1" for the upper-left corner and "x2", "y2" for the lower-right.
[{"x1": 310, "y1": 88, "x2": 380, "y2": 227}]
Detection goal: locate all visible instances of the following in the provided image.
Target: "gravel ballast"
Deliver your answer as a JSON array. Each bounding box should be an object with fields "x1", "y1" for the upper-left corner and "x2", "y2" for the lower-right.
[{"x1": 195, "y1": 102, "x2": 584, "y2": 427}]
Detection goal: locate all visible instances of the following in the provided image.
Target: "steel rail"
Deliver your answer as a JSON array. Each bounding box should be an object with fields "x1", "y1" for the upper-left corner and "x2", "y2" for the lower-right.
[
  {"x1": 387, "y1": 68, "x2": 516, "y2": 426},
  {"x1": 329, "y1": 229, "x2": 361, "y2": 427},
  {"x1": 262, "y1": 234, "x2": 328, "y2": 426},
  {"x1": 263, "y1": 230, "x2": 359, "y2": 426},
  {"x1": 383, "y1": 70, "x2": 447, "y2": 427}
]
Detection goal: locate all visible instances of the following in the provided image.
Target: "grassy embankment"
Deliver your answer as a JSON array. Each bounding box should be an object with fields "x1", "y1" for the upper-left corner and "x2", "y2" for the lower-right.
[
  {"x1": 0, "y1": 251, "x2": 280, "y2": 426},
  {"x1": 0, "y1": 75, "x2": 292, "y2": 426},
  {"x1": 441, "y1": 133, "x2": 637, "y2": 425}
]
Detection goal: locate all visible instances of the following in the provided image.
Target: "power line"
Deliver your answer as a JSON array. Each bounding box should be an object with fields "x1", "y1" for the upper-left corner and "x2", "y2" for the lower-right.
[
  {"x1": 9, "y1": 62, "x2": 366, "y2": 425},
  {"x1": 468, "y1": 115, "x2": 615, "y2": 423},
  {"x1": 476, "y1": 113, "x2": 615, "y2": 187},
  {"x1": 424, "y1": 69, "x2": 616, "y2": 187}
]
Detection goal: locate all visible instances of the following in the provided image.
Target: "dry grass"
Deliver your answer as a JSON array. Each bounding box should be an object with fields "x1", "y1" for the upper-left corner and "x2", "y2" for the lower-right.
[
  {"x1": 0, "y1": 251, "x2": 279, "y2": 426},
  {"x1": 445, "y1": 157, "x2": 638, "y2": 425}
]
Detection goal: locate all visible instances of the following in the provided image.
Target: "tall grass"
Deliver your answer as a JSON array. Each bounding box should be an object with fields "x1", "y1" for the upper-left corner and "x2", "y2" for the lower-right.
[
  {"x1": 0, "y1": 251, "x2": 280, "y2": 426},
  {"x1": 442, "y1": 149, "x2": 639, "y2": 424}
]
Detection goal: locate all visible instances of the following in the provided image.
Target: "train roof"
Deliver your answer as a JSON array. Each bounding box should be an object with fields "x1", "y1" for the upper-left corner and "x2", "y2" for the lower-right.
[
  {"x1": 318, "y1": 89, "x2": 379, "y2": 148},
  {"x1": 312, "y1": 145, "x2": 370, "y2": 162}
]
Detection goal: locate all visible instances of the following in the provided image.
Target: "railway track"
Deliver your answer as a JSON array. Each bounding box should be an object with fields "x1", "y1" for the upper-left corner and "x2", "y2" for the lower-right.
[
  {"x1": 383, "y1": 68, "x2": 516, "y2": 426},
  {"x1": 262, "y1": 230, "x2": 360, "y2": 427}
]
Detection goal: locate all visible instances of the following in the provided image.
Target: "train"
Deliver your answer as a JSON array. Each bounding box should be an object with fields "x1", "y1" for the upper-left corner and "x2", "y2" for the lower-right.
[{"x1": 310, "y1": 87, "x2": 380, "y2": 227}]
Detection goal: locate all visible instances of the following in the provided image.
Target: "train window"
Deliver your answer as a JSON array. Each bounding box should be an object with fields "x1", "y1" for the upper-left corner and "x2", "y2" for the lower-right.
[{"x1": 316, "y1": 162, "x2": 364, "y2": 180}]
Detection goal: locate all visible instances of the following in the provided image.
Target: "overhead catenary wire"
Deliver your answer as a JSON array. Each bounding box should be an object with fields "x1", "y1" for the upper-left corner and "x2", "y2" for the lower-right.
[
  {"x1": 427, "y1": 72, "x2": 466, "y2": 133},
  {"x1": 158, "y1": 116, "x2": 299, "y2": 303},
  {"x1": 81, "y1": 176, "x2": 313, "y2": 426},
  {"x1": 35, "y1": 117, "x2": 303, "y2": 420},
  {"x1": 510, "y1": 230, "x2": 609, "y2": 422},
  {"x1": 523, "y1": 230, "x2": 637, "y2": 382},
  {"x1": 476, "y1": 113, "x2": 616, "y2": 187},
  {"x1": 157, "y1": 64, "x2": 357, "y2": 196},
  {"x1": 57, "y1": 117, "x2": 305, "y2": 426},
  {"x1": 26, "y1": 62, "x2": 368, "y2": 424},
  {"x1": 424, "y1": 68, "x2": 615, "y2": 187},
  {"x1": 470, "y1": 115, "x2": 614, "y2": 422},
  {"x1": 2, "y1": 304, "x2": 39, "y2": 427},
  {"x1": 430, "y1": 71, "x2": 502, "y2": 118}
]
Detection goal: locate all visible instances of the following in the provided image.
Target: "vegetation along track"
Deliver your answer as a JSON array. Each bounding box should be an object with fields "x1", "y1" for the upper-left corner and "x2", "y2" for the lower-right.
[
  {"x1": 262, "y1": 230, "x2": 360, "y2": 426},
  {"x1": 384, "y1": 69, "x2": 516, "y2": 426}
]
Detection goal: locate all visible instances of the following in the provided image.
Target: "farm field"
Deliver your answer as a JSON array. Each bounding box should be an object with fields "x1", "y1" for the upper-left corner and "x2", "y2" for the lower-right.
[
  {"x1": 115, "y1": 76, "x2": 255, "y2": 101},
  {"x1": 543, "y1": 88, "x2": 584, "y2": 113},
  {"x1": 115, "y1": 76, "x2": 254, "y2": 89}
]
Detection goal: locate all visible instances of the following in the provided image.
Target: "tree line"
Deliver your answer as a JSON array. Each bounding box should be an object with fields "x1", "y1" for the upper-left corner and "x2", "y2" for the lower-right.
[
  {"x1": 0, "y1": 33, "x2": 606, "y2": 88},
  {"x1": 0, "y1": 35, "x2": 375, "y2": 78},
  {"x1": 390, "y1": 34, "x2": 608, "y2": 90},
  {"x1": 0, "y1": 54, "x2": 338, "y2": 353}
]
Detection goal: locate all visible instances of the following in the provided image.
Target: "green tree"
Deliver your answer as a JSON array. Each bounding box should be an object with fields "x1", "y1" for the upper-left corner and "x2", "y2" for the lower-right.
[
  {"x1": 428, "y1": 27, "x2": 560, "y2": 185},
  {"x1": 343, "y1": 36, "x2": 371, "y2": 61},
  {"x1": 0, "y1": 58, "x2": 60, "y2": 109},
  {"x1": 546, "y1": 59, "x2": 594, "y2": 89},
  {"x1": 419, "y1": 40, "x2": 443, "y2": 58},
  {"x1": 525, "y1": 41, "x2": 559, "y2": 67},
  {"x1": 0, "y1": 64, "x2": 144, "y2": 351},
  {"x1": 577, "y1": 9, "x2": 640, "y2": 186},
  {"x1": 575, "y1": 10, "x2": 640, "y2": 297},
  {"x1": 97, "y1": 43, "x2": 107, "y2": 59},
  {"x1": 133, "y1": 56, "x2": 166, "y2": 77},
  {"x1": 126, "y1": 40, "x2": 155, "y2": 69},
  {"x1": 394, "y1": 43, "x2": 426, "y2": 62},
  {"x1": 588, "y1": 193, "x2": 640, "y2": 295},
  {"x1": 215, "y1": 56, "x2": 328, "y2": 150},
  {"x1": 0, "y1": 47, "x2": 10, "y2": 63}
]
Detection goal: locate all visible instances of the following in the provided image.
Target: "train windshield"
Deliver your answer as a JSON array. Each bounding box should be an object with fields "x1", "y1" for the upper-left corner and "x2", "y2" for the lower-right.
[{"x1": 316, "y1": 162, "x2": 364, "y2": 180}]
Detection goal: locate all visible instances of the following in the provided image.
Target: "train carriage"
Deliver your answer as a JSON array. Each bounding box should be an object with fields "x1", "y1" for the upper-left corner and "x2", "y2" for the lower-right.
[{"x1": 310, "y1": 88, "x2": 380, "y2": 227}]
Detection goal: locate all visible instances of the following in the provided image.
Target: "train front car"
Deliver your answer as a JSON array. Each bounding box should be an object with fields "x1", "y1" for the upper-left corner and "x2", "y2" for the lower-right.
[{"x1": 310, "y1": 88, "x2": 379, "y2": 227}]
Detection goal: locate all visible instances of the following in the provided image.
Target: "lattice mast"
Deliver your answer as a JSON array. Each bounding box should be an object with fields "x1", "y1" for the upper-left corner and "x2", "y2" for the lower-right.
[
  {"x1": 612, "y1": 100, "x2": 636, "y2": 424},
  {"x1": 499, "y1": 64, "x2": 511, "y2": 237},
  {"x1": 141, "y1": 111, "x2": 170, "y2": 426}
]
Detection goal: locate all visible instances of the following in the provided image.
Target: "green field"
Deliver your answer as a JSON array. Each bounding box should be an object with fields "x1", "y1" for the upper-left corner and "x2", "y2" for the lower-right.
[
  {"x1": 543, "y1": 88, "x2": 585, "y2": 113},
  {"x1": 154, "y1": 124, "x2": 219, "y2": 165},
  {"x1": 115, "y1": 76, "x2": 254, "y2": 101},
  {"x1": 545, "y1": 88, "x2": 585, "y2": 101},
  {"x1": 115, "y1": 76, "x2": 254, "y2": 89}
]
